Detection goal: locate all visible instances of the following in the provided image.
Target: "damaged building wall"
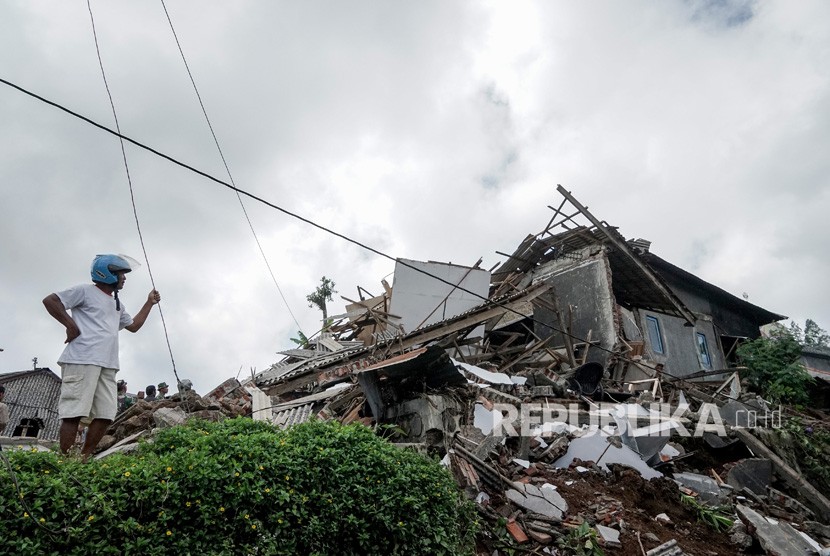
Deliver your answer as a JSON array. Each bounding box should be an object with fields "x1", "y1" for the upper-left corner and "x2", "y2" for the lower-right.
[
  {"x1": 529, "y1": 247, "x2": 618, "y2": 368},
  {"x1": 636, "y1": 310, "x2": 725, "y2": 378}
]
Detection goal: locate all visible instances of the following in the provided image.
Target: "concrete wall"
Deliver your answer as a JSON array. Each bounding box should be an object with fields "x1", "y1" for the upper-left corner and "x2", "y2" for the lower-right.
[
  {"x1": 637, "y1": 310, "x2": 725, "y2": 378},
  {"x1": 658, "y1": 274, "x2": 764, "y2": 338},
  {"x1": 530, "y1": 248, "x2": 618, "y2": 367}
]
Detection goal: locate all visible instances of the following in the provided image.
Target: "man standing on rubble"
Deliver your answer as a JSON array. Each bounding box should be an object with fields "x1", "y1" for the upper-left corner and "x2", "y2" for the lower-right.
[{"x1": 43, "y1": 254, "x2": 161, "y2": 457}]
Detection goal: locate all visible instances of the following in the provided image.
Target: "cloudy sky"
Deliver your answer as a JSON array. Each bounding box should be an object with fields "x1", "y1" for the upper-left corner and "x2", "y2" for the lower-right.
[{"x1": 1, "y1": 1, "x2": 828, "y2": 394}]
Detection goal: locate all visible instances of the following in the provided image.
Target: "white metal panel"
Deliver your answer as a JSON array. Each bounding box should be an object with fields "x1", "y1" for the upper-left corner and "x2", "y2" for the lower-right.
[{"x1": 387, "y1": 258, "x2": 491, "y2": 334}]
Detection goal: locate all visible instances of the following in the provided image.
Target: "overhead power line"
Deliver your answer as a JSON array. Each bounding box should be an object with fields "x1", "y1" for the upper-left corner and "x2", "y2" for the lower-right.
[
  {"x1": 159, "y1": 0, "x2": 303, "y2": 333},
  {"x1": 85, "y1": 1, "x2": 181, "y2": 385},
  {"x1": 0, "y1": 75, "x2": 621, "y2": 359}
]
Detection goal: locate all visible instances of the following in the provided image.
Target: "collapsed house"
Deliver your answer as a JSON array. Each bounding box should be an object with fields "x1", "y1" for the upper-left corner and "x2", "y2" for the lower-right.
[{"x1": 244, "y1": 186, "x2": 829, "y2": 554}]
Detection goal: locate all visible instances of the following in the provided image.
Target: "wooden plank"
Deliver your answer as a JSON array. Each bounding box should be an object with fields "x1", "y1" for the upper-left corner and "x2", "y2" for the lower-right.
[
  {"x1": 734, "y1": 428, "x2": 830, "y2": 521},
  {"x1": 391, "y1": 282, "x2": 551, "y2": 353}
]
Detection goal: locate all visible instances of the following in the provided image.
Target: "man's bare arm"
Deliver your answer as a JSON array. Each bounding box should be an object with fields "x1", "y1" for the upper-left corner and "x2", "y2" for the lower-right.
[
  {"x1": 125, "y1": 290, "x2": 161, "y2": 333},
  {"x1": 43, "y1": 293, "x2": 80, "y2": 344}
]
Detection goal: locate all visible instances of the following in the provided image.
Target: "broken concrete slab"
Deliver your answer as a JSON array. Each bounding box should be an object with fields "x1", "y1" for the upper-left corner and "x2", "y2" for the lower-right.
[
  {"x1": 671, "y1": 472, "x2": 728, "y2": 505},
  {"x1": 553, "y1": 432, "x2": 663, "y2": 479},
  {"x1": 454, "y1": 360, "x2": 515, "y2": 386},
  {"x1": 153, "y1": 406, "x2": 188, "y2": 429},
  {"x1": 726, "y1": 458, "x2": 772, "y2": 495},
  {"x1": 767, "y1": 486, "x2": 815, "y2": 519},
  {"x1": 391, "y1": 394, "x2": 463, "y2": 446},
  {"x1": 736, "y1": 504, "x2": 820, "y2": 556},
  {"x1": 94, "y1": 430, "x2": 148, "y2": 460},
  {"x1": 595, "y1": 523, "x2": 621, "y2": 548},
  {"x1": 506, "y1": 481, "x2": 568, "y2": 521},
  {"x1": 720, "y1": 400, "x2": 755, "y2": 428}
]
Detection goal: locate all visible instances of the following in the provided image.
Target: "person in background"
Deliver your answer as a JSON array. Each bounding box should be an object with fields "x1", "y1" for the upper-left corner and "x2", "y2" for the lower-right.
[
  {"x1": 136, "y1": 390, "x2": 145, "y2": 401},
  {"x1": 145, "y1": 384, "x2": 157, "y2": 402},
  {"x1": 43, "y1": 254, "x2": 161, "y2": 458},
  {"x1": 116, "y1": 379, "x2": 134, "y2": 414},
  {"x1": 157, "y1": 382, "x2": 169, "y2": 400},
  {"x1": 0, "y1": 385, "x2": 10, "y2": 435}
]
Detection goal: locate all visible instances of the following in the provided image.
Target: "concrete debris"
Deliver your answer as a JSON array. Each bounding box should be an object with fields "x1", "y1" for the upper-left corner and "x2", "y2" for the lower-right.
[
  {"x1": 506, "y1": 481, "x2": 568, "y2": 521},
  {"x1": 595, "y1": 523, "x2": 621, "y2": 547},
  {"x1": 671, "y1": 472, "x2": 729, "y2": 505},
  {"x1": 736, "y1": 504, "x2": 822, "y2": 555},
  {"x1": 645, "y1": 539, "x2": 688, "y2": 556},
  {"x1": 725, "y1": 457, "x2": 773, "y2": 495},
  {"x1": 554, "y1": 433, "x2": 663, "y2": 479}
]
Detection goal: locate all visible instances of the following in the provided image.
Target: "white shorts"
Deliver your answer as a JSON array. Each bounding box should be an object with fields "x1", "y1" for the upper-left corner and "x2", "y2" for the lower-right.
[{"x1": 58, "y1": 363, "x2": 118, "y2": 421}]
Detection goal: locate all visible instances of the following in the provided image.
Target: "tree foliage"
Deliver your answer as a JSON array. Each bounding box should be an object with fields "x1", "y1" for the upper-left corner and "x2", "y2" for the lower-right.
[
  {"x1": 736, "y1": 326, "x2": 814, "y2": 405},
  {"x1": 306, "y1": 276, "x2": 337, "y2": 326},
  {"x1": 289, "y1": 330, "x2": 310, "y2": 348},
  {"x1": 789, "y1": 319, "x2": 830, "y2": 348}
]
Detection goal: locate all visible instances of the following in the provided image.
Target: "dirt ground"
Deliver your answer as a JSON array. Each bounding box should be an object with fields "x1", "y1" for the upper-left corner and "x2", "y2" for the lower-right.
[
  {"x1": 550, "y1": 465, "x2": 738, "y2": 555},
  {"x1": 476, "y1": 461, "x2": 753, "y2": 555}
]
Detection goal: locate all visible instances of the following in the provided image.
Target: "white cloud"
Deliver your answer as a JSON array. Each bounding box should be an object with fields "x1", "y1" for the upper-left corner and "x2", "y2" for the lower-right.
[{"x1": 1, "y1": 1, "x2": 828, "y2": 393}]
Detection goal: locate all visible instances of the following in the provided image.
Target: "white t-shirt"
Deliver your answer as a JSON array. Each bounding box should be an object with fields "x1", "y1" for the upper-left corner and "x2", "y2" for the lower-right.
[{"x1": 57, "y1": 283, "x2": 134, "y2": 370}]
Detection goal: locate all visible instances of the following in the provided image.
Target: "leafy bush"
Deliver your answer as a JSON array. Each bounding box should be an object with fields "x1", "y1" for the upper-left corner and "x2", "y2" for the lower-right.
[
  {"x1": 0, "y1": 418, "x2": 477, "y2": 555},
  {"x1": 735, "y1": 329, "x2": 814, "y2": 405},
  {"x1": 680, "y1": 494, "x2": 733, "y2": 532},
  {"x1": 777, "y1": 417, "x2": 830, "y2": 498},
  {"x1": 556, "y1": 521, "x2": 605, "y2": 556}
]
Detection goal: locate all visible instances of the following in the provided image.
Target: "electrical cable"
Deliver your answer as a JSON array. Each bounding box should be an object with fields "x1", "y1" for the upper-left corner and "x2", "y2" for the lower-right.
[
  {"x1": 85, "y1": 1, "x2": 182, "y2": 389},
  {"x1": 0, "y1": 74, "x2": 631, "y2": 360},
  {"x1": 159, "y1": 0, "x2": 303, "y2": 333}
]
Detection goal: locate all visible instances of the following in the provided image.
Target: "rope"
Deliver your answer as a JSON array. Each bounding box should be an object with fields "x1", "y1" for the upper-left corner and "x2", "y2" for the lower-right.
[{"x1": 159, "y1": 0, "x2": 303, "y2": 333}]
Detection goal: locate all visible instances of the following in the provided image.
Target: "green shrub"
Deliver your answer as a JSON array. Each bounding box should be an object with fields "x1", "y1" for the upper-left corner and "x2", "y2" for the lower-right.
[
  {"x1": 736, "y1": 330, "x2": 813, "y2": 405},
  {"x1": 0, "y1": 418, "x2": 477, "y2": 555}
]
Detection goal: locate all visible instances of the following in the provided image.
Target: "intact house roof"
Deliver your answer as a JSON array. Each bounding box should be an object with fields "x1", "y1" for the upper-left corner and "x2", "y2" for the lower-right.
[
  {"x1": 641, "y1": 252, "x2": 786, "y2": 327},
  {"x1": 0, "y1": 367, "x2": 61, "y2": 441}
]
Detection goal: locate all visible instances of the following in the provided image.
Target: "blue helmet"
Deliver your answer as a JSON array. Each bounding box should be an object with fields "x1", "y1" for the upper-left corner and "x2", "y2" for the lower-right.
[{"x1": 91, "y1": 254, "x2": 132, "y2": 285}]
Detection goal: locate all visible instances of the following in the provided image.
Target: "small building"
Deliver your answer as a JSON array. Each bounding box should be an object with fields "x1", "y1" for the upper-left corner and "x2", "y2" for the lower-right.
[
  {"x1": 0, "y1": 368, "x2": 61, "y2": 441},
  {"x1": 801, "y1": 346, "x2": 830, "y2": 409}
]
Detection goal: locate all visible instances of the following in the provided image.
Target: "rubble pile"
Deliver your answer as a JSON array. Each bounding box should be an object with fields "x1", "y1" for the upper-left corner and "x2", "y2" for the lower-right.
[
  {"x1": 96, "y1": 379, "x2": 251, "y2": 457},
  {"x1": 93, "y1": 188, "x2": 830, "y2": 554}
]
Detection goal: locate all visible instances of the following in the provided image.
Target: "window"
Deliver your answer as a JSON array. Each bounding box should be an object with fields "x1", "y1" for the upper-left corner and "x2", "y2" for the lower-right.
[
  {"x1": 645, "y1": 316, "x2": 664, "y2": 354},
  {"x1": 697, "y1": 333, "x2": 712, "y2": 368}
]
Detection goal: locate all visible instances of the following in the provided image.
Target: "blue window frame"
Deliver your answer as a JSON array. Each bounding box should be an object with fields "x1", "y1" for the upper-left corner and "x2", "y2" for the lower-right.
[
  {"x1": 697, "y1": 333, "x2": 712, "y2": 368},
  {"x1": 645, "y1": 316, "x2": 664, "y2": 354}
]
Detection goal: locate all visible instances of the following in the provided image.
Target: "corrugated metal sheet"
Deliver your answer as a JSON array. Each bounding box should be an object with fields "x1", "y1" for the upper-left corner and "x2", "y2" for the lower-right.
[
  {"x1": 0, "y1": 368, "x2": 62, "y2": 441},
  {"x1": 645, "y1": 539, "x2": 688, "y2": 556},
  {"x1": 257, "y1": 345, "x2": 369, "y2": 386},
  {"x1": 273, "y1": 403, "x2": 314, "y2": 429}
]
